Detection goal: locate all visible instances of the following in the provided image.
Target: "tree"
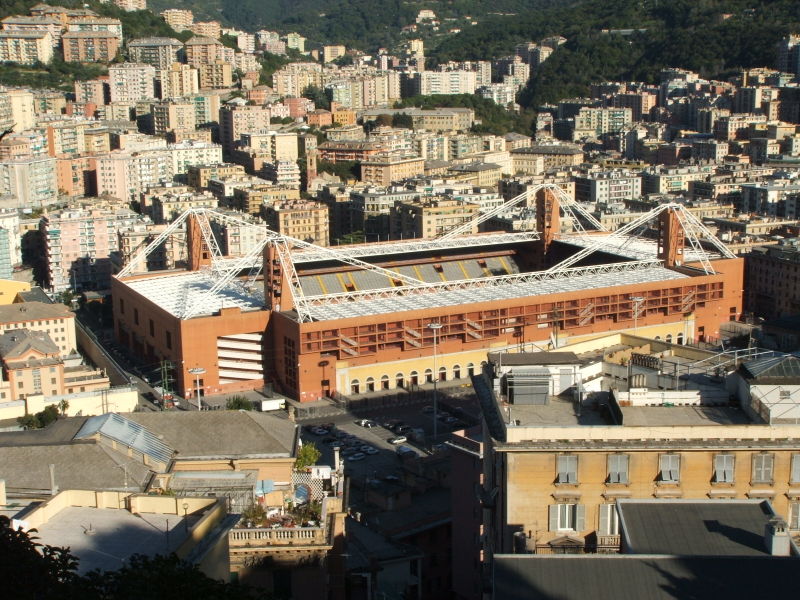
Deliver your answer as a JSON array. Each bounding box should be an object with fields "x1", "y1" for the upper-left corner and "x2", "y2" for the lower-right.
[
  {"x1": 295, "y1": 442, "x2": 321, "y2": 471},
  {"x1": 226, "y1": 395, "x2": 253, "y2": 410},
  {"x1": 392, "y1": 113, "x2": 414, "y2": 129},
  {"x1": 301, "y1": 85, "x2": 330, "y2": 110},
  {"x1": 17, "y1": 414, "x2": 39, "y2": 429},
  {"x1": 58, "y1": 399, "x2": 69, "y2": 416}
]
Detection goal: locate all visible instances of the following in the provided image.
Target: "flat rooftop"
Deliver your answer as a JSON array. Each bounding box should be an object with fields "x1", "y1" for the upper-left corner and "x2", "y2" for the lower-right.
[
  {"x1": 122, "y1": 271, "x2": 263, "y2": 318},
  {"x1": 620, "y1": 405, "x2": 751, "y2": 426},
  {"x1": 508, "y1": 397, "x2": 612, "y2": 427},
  {"x1": 35, "y1": 506, "x2": 190, "y2": 573}
]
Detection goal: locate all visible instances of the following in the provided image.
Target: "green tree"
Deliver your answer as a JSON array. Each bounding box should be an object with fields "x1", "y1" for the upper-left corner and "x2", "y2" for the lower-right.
[
  {"x1": 295, "y1": 442, "x2": 321, "y2": 471},
  {"x1": 391, "y1": 113, "x2": 414, "y2": 129},
  {"x1": 17, "y1": 414, "x2": 39, "y2": 430},
  {"x1": 226, "y1": 395, "x2": 253, "y2": 410},
  {"x1": 302, "y1": 85, "x2": 330, "y2": 110}
]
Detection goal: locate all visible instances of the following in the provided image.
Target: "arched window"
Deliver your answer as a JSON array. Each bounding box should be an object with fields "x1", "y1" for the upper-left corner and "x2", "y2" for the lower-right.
[
  {"x1": 467, "y1": 363, "x2": 475, "y2": 377},
  {"x1": 453, "y1": 365, "x2": 461, "y2": 379},
  {"x1": 424, "y1": 368, "x2": 433, "y2": 383},
  {"x1": 396, "y1": 372, "x2": 404, "y2": 388},
  {"x1": 410, "y1": 371, "x2": 419, "y2": 386},
  {"x1": 666, "y1": 334, "x2": 672, "y2": 343},
  {"x1": 381, "y1": 374, "x2": 390, "y2": 390},
  {"x1": 366, "y1": 377, "x2": 375, "y2": 392},
  {"x1": 655, "y1": 336, "x2": 661, "y2": 340},
  {"x1": 676, "y1": 333, "x2": 684, "y2": 345},
  {"x1": 438, "y1": 366, "x2": 447, "y2": 381},
  {"x1": 351, "y1": 379, "x2": 360, "y2": 395}
]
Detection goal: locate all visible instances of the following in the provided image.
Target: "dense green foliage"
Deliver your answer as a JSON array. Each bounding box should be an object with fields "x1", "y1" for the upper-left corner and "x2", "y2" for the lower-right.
[
  {"x1": 395, "y1": 94, "x2": 533, "y2": 135},
  {"x1": 0, "y1": 517, "x2": 266, "y2": 599},
  {"x1": 17, "y1": 405, "x2": 60, "y2": 430},
  {"x1": 226, "y1": 395, "x2": 253, "y2": 410},
  {"x1": 302, "y1": 85, "x2": 331, "y2": 110},
  {"x1": 318, "y1": 159, "x2": 360, "y2": 181},
  {"x1": 294, "y1": 442, "x2": 321, "y2": 470},
  {"x1": 0, "y1": 59, "x2": 108, "y2": 92},
  {"x1": 431, "y1": 0, "x2": 800, "y2": 107}
]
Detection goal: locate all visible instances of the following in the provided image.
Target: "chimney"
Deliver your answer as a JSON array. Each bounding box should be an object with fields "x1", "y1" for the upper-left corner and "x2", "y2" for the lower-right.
[
  {"x1": 333, "y1": 446, "x2": 341, "y2": 472},
  {"x1": 764, "y1": 516, "x2": 791, "y2": 556},
  {"x1": 49, "y1": 463, "x2": 58, "y2": 496}
]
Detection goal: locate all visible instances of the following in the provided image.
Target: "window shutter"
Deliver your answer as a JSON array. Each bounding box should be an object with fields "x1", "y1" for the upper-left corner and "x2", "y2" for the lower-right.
[
  {"x1": 575, "y1": 504, "x2": 586, "y2": 532},
  {"x1": 791, "y1": 503, "x2": 800, "y2": 531},
  {"x1": 599, "y1": 504, "x2": 610, "y2": 536},
  {"x1": 792, "y1": 455, "x2": 800, "y2": 483},
  {"x1": 549, "y1": 505, "x2": 558, "y2": 532}
]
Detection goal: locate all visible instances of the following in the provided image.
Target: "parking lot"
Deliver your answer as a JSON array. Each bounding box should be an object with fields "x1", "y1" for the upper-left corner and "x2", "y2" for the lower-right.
[{"x1": 298, "y1": 399, "x2": 478, "y2": 479}]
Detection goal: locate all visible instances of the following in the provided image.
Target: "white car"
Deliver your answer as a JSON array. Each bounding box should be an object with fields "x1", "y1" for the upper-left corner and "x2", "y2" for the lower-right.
[{"x1": 388, "y1": 436, "x2": 407, "y2": 445}]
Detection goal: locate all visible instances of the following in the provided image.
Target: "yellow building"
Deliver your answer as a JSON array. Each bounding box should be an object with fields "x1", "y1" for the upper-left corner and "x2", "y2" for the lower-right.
[
  {"x1": 360, "y1": 154, "x2": 425, "y2": 186},
  {"x1": 390, "y1": 197, "x2": 480, "y2": 239},
  {"x1": 0, "y1": 280, "x2": 29, "y2": 305},
  {"x1": 465, "y1": 345, "x2": 800, "y2": 563},
  {"x1": 0, "y1": 31, "x2": 53, "y2": 64},
  {"x1": 262, "y1": 200, "x2": 329, "y2": 246}
]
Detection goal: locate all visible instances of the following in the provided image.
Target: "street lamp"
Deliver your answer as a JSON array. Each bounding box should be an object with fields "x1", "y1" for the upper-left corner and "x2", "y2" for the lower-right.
[
  {"x1": 182, "y1": 502, "x2": 189, "y2": 533},
  {"x1": 428, "y1": 322, "x2": 443, "y2": 446},
  {"x1": 188, "y1": 367, "x2": 206, "y2": 410},
  {"x1": 630, "y1": 296, "x2": 644, "y2": 334}
]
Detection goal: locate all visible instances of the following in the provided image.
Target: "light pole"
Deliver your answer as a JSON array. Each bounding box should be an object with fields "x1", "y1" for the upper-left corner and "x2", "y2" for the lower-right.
[
  {"x1": 182, "y1": 502, "x2": 189, "y2": 533},
  {"x1": 428, "y1": 322, "x2": 442, "y2": 446},
  {"x1": 188, "y1": 367, "x2": 205, "y2": 410},
  {"x1": 630, "y1": 296, "x2": 644, "y2": 334}
]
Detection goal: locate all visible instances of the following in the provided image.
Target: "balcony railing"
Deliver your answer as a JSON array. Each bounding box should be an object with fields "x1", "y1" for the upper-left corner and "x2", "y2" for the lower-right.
[{"x1": 229, "y1": 526, "x2": 329, "y2": 547}]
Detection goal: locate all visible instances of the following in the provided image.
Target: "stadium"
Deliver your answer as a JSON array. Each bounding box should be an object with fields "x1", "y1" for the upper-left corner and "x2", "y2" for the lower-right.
[{"x1": 111, "y1": 186, "x2": 743, "y2": 402}]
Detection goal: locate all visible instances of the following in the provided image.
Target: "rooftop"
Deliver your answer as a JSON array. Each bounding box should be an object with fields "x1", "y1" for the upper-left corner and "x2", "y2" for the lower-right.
[
  {"x1": 34, "y1": 505, "x2": 189, "y2": 574},
  {"x1": 618, "y1": 500, "x2": 779, "y2": 556},
  {"x1": 122, "y1": 271, "x2": 263, "y2": 318},
  {"x1": 493, "y1": 555, "x2": 799, "y2": 600}
]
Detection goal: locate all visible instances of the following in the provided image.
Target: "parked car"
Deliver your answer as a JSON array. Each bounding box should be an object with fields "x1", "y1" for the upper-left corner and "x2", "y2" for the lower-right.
[
  {"x1": 355, "y1": 419, "x2": 377, "y2": 428},
  {"x1": 364, "y1": 446, "x2": 379, "y2": 455},
  {"x1": 395, "y1": 445, "x2": 416, "y2": 457},
  {"x1": 422, "y1": 405, "x2": 434, "y2": 414},
  {"x1": 341, "y1": 447, "x2": 357, "y2": 456},
  {"x1": 347, "y1": 452, "x2": 366, "y2": 461},
  {"x1": 392, "y1": 423, "x2": 410, "y2": 434},
  {"x1": 383, "y1": 474, "x2": 400, "y2": 482},
  {"x1": 388, "y1": 436, "x2": 407, "y2": 445}
]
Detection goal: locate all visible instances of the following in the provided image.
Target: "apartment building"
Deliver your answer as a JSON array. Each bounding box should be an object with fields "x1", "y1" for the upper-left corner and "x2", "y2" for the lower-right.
[
  {"x1": 187, "y1": 163, "x2": 246, "y2": 190},
  {"x1": 0, "y1": 31, "x2": 53, "y2": 64},
  {"x1": 273, "y1": 62, "x2": 323, "y2": 98},
  {"x1": 184, "y1": 36, "x2": 223, "y2": 68},
  {"x1": 361, "y1": 154, "x2": 425, "y2": 186},
  {"x1": 640, "y1": 164, "x2": 715, "y2": 195},
  {"x1": 73, "y1": 79, "x2": 107, "y2": 106},
  {"x1": 188, "y1": 21, "x2": 221, "y2": 39},
  {"x1": 746, "y1": 239, "x2": 800, "y2": 319},
  {"x1": 108, "y1": 63, "x2": 156, "y2": 103},
  {"x1": 1, "y1": 15, "x2": 62, "y2": 46},
  {"x1": 0, "y1": 155, "x2": 57, "y2": 208},
  {"x1": 0, "y1": 302, "x2": 76, "y2": 358},
  {"x1": 417, "y1": 70, "x2": 477, "y2": 95},
  {"x1": 112, "y1": 0, "x2": 146, "y2": 11},
  {"x1": 285, "y1": 32, "x2": 306, "y2": 53},
  {"x1": 61, "y1": 31, "x2": 119, "y2": 63},
  {"x1": 740, "y1": 182, "x2": 800, "y2": 217},
  {"x1": 150, "y1": 190, "x2": 217, "y2": 224},
  {"x1": 199, "y1": 60, "x2": 232, "y2": 90},
  {"x1": 390, "y1": 197, "x2": 479, "y2": 238},
  {"x1": 65, "y1": 17, "x2": 123, "y2": 42},
  {"x1": 261, "y1": 160, "x2": 301, "y2": 188},
  {"x1": 157, "y1": 63, "x2": 199, "y2": 99},
  {"x1": 128, "y1": 37, "x2": 183, "y2": 69},
  {"x1": 573, "y1": 107, "x2": 633, "y2": 139},
  {"x1": 574, "y1": 171, "x2": 643, "y2": 203},
  {"x1": 218, "y1": 101, "x2": 273, "y2": 152},
  {"x1": 160, "y1": 9, "x2": 193, "y2": 31},
  {"x1": 239, "y1": 130, "x2": 299, "y2": 162},
  {"x1": 232, "y1": 184, "x2": 300, "y2": 215},
  {"x1": 152, "y1": 101, "x2": 196, "y2": 136},
  {"x1": 41, "y1": 204, "x2": 146, "y2": 291},
  {"x1": 262, "y1": 200, "x2": 329, "y2": 246},
  {"x1": 323, "y1": 44, "x2": 346, "y2": 63},
  {"x1": 0, "y1": 88, "x2": 36, "y2": 132},
  {"x1": 463, "y1": 347, "x2": 800, "y2": 588}
]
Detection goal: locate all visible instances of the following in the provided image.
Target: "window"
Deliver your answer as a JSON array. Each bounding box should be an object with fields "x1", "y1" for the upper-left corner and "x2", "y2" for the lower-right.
[
  {"x1": 752, "y1": 453, "x2": 774, "y2": 484},
  {"x1": 166, "y1": 331, "x2": 172, "y2": 350},
  {"x1": 598, "y1": 503, "x2": 620, "y2": 536},
  {"x1": 790, "y1": 502, "x2": 800, "y2": 531},
  {"x1": 792, "y1": 455, "x2": 800, "y2": 484},
  {"x1": 659, "y1": 454, "x2": 681, "y2": 483},
  {"x1": 557, "y1": 455, "x2": 578, "y2": 484},
  {"x1": 714, "y1": 454, "x2": 735, "y2": 483},
  {"x1": 350, "y1": 379, "x2": 360, "y2": 395},
  {"x1": 549, "y1": 503, "x2": 585, "y2": 531},
  {"x1": 608, "y1": 454, "x2": 629, "y2": 484}
]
